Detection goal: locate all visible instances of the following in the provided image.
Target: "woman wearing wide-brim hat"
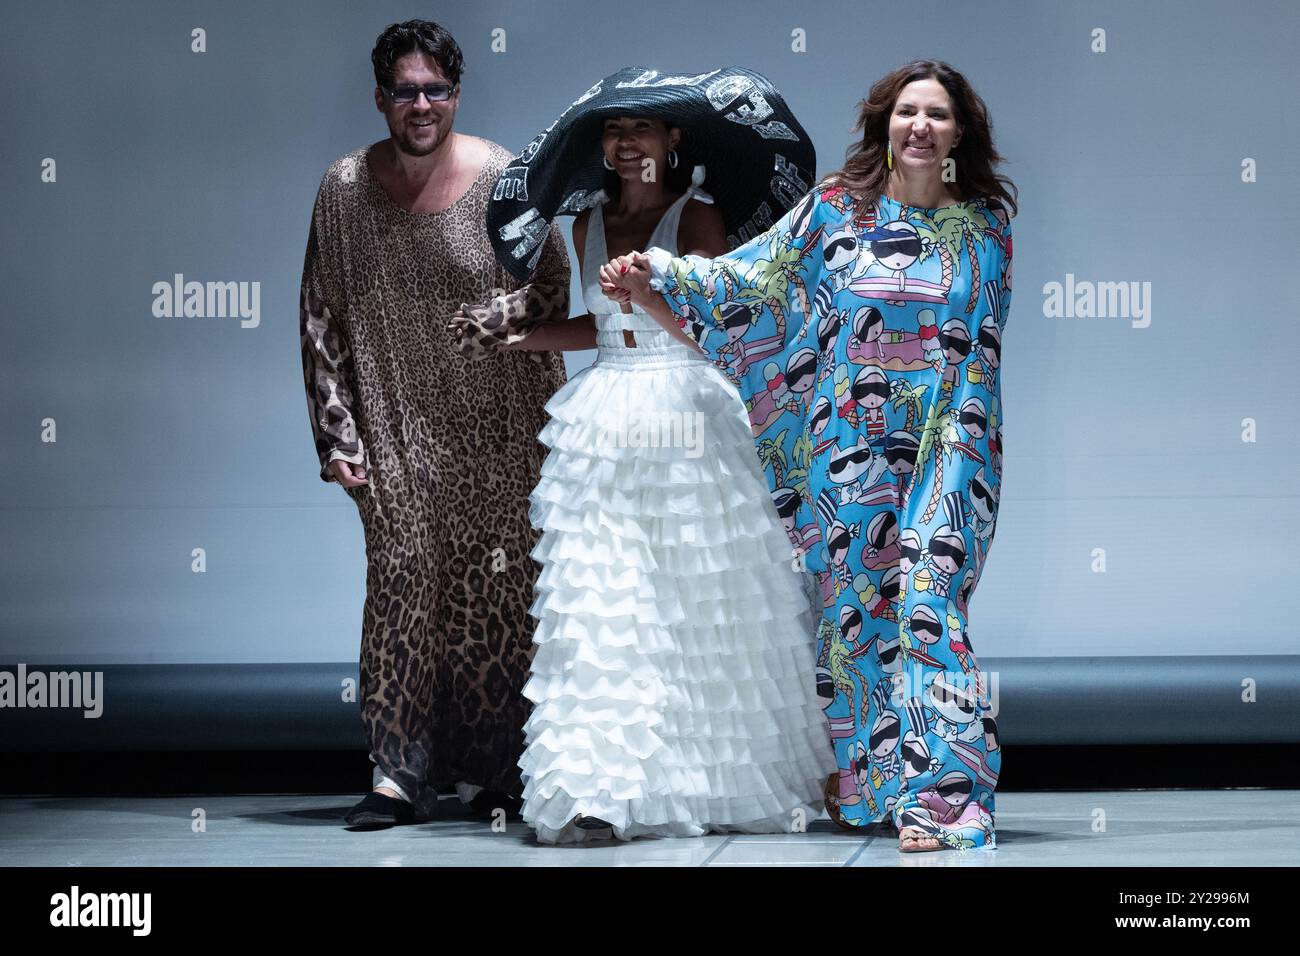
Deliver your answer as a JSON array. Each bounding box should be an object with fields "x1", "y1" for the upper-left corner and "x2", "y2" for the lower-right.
[{"x1": 451, "y1": 66, "x2": 837, "y2": 845}]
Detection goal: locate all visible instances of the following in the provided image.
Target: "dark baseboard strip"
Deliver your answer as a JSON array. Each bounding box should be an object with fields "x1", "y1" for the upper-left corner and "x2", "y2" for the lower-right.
[
  {"x1": 2, "y1": 657, "x2": 1299, "y2": 749},
  {"x1": 2, "y1": 743, "x2": 1297, "y2": 797}
]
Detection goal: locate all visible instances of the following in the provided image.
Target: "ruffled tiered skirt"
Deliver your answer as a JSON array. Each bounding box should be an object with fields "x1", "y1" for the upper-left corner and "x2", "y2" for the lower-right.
[{"x1": 519, "y1": 345, "x2": 837, "y2": 844}]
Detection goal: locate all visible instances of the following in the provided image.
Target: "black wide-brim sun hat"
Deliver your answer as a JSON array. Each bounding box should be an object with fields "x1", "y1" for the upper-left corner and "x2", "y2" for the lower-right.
[{"x1": 487, "y1": 65, "x2": 818, "y2": 281}]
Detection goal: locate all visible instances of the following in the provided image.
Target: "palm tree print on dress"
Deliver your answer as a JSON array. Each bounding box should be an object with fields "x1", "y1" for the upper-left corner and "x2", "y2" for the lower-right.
[{"x1": 644, "y1": 183, "x2": 1013, "y2": 850}]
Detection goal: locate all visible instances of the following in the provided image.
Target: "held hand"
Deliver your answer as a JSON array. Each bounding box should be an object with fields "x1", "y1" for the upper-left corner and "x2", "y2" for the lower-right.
[
  {"x1": 597, "y1": 253, "x2": 643, "y2": 289},
  {"x1": 598, "y1": 252, "x2": 653, "y2": 306},
  {"x1": 446, "y1": 292, "x2": 544, "y2": 363},
  {"x1": 329, "y1": 459, "x2": 368, "y2": 488},
  {"x1": 447, "y1": 294, "x2": 507, "y2": 359},
  {"x1": 597, "y1": 255, "x2": 631, "y2": 300}
]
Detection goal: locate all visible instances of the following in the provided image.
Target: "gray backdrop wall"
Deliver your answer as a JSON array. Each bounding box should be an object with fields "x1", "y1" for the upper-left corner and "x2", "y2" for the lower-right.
[{"x1": 3, "y1": 0, "x2": 1297, "y2": 675}]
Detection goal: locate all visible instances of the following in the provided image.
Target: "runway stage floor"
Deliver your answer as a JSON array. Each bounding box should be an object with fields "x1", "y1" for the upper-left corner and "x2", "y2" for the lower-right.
[{"x1": 2, "y1": 790, "x2": 1296, "y2": 866}]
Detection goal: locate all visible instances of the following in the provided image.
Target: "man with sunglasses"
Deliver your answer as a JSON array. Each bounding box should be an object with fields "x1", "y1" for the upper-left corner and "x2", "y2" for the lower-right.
[{"x1": 299, "y1": 19, "x2": 570, "y2": 829}]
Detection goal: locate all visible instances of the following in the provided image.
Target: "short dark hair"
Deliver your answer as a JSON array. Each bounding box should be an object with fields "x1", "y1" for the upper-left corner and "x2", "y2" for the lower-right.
[{"x1": 371, "y1": 19, "x2": 465, "y2": 90}]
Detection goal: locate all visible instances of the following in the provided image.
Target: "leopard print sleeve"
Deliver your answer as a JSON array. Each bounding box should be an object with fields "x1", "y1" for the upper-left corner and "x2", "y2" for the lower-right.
[
  {"x1": 300, "y1": 181, "x2": 367, "y2": 483},
  {"x1": 451, "y1": 219, "x2": 571, "y2": 360}
]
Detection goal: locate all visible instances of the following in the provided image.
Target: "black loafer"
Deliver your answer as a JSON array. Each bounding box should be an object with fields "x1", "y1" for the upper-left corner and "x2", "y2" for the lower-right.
[
  {"x1": 344, "y1": 791, "x2": 417, "y2": 829},
  {"x1": 574, "y1": 814, "x2": 614, "y2": 831},
  {"x1": 468, "y1": 789, "x2": 523, "y2": 819}
]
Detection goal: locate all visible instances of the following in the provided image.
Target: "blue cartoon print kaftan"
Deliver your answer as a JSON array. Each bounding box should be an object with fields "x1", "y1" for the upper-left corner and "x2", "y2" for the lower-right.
[{"x1": 644, "y1": 184, "x2": 1013, "y2": 849}]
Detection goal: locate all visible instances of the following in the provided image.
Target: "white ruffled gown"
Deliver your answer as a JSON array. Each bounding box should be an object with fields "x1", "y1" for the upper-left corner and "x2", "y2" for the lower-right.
[{"x1": 518, "y1": 177, "x2": 837, "y2": 843}]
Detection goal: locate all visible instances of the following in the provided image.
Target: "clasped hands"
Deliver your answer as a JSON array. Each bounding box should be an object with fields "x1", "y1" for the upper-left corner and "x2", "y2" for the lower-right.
[
  {"x1": 446, "y1": 253, "x2": 654, "y2": 357},
  {"x1": 598, "y1": 252, "x2": 654, "y2": 307}
]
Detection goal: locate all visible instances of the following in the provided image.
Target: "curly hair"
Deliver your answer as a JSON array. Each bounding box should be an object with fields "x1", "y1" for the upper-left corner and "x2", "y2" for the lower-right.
[
  {"x1": 371, "y1": 19, "x2": 465, "y2": 90},
  {"x1": 818, "y1": 59, "x2": 1018, "y2": 219}
]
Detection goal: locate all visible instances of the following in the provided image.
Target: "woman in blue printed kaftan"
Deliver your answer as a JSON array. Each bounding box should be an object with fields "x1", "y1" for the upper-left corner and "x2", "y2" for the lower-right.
[{"x1": 613, "y1": 182, "x2": 1012, "y2": 850}]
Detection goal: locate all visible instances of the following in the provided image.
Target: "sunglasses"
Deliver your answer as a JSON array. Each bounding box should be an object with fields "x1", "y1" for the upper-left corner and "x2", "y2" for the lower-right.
[
  {"x1": 909, "y1": 616, "x2": 942, "y2": 639},
  {"x1": 928, "y1": 538, "x2": 966, "y2": 561},
  {"x1": 718, "y1": 302, "x2": 751, "y2": 329},
  {"x1": 851, "y1": 378, "x2": 890, "y2": 402},
  {"x1": 825, "y1": 234, "x2": 857, "y2": 259},
  {"x1": 886, "y1": 446, "x2": 918, "y2": 467},
  {"x1": 869, "y1": 515, "x2": 897, "y2": 548},
  {"x1": 829, "y1": 448, "x2": 873, "y2": 476},
  {"x1": 383, "y1": 82, "x2": 458, "y2": 104},
  {"x1": 940, "y1": 332, "x2": 972, "y2": 356},
  {"x1": 902, "y1": 740, "x2": 931, "y2": 772},
  {"x1": 869, "y1": 721, "x2": 898, "y2": 751},
  {"x1": 937, "y1": 776, "x2": 973, "y2": 799},
  {"x1": 787, "y1": 356, "x2": 817, "y2": 382},
  {"x1": 818, "y1": 316, "x2": 842, "y2": 351},
  {"x1": 854, "y1": 307, "x2": 883, "y2": 338},
  {"x1": 931, "y1": 680, "x2": 976, "y2": 713},
  {"x1": 874, "y1": 236, "x2": 922, "y2": 258}
]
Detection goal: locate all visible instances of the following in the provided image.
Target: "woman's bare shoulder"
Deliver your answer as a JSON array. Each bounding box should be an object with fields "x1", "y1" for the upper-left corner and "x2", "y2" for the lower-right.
[{"x1": 678, "y1": 197, "x2": 727, "y2": 253}]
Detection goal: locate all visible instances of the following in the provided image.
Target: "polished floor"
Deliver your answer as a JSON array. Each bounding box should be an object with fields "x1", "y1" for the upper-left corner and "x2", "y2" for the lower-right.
[{"x1": 2, "y1": 790, "x2": 1296, "y2": 866}]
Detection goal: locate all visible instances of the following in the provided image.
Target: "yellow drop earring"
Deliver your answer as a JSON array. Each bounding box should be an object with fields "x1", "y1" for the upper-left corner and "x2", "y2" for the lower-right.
[{"x1": 886, "y1": 140, "x2": 893, "y2": 170}]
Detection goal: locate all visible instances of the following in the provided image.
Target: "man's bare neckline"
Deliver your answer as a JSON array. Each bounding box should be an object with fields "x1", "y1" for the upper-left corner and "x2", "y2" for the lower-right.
[{"x1": 364, "y1": 135, "x2": 492, "y2": 217}]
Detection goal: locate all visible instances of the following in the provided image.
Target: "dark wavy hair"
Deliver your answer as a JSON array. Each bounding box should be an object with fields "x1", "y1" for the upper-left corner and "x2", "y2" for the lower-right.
[
  {"x1": 817, "y1": 59, "x2": 1018, "y2": 218},
  {"x1": 371, "y1": 19, "x2": 465, "y2": 90}
]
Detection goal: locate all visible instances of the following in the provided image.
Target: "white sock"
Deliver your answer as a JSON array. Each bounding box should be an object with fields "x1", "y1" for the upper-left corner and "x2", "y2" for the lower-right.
[
  {"x1": 455, "y1": 781, "x2": 485, "y2": 804},
  {"x1": 371, "y1": 764, "x2": 411, "y2": 804}
]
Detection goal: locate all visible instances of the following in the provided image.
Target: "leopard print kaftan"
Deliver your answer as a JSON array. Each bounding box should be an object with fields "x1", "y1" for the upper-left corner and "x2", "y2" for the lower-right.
[{"x1": 299, "y1": 138, "x2": 569, "y2": 816}]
